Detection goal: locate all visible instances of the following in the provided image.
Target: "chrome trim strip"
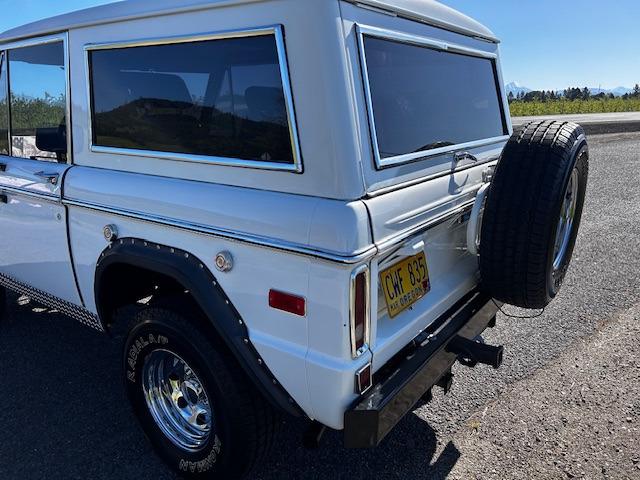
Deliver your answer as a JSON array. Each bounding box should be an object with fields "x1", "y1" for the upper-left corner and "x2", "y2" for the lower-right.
[
  {"x1": 350, "y1": 264, "x2": 371, "y2": 359},
  {"x1": 83, "y1": 25, "x2": 303, "y2": 173},
  {"x1": 366, "y1": 154, "x2": 501, "y2": 198},
  {"x1": 346, "y1": 1, "x2": 499, "y2": 43},
  {"x1": 358, "y1": 25, "x2": 498, "y2": 59},
  {"x1": 62, "y1": 195, "x2": 474, "y2": 264},
  {"x1": 0, "y1": 185, "x2": 59, "y2": 202},
  {"x1": 376, "y1": 200, "x2": 475, "y2": 256},
  {"x1": 63, "y1": 198, "x2": 378, "y2": 265},
  {"x1": 1, "y1": 52, "x2": 9, "y2": 153},
  {"x1": 0, "y1": 271, "x2": 103, "y2": 332},
  {"x1": 355, "y1": 24, "x2": 509, "y2": 170}
]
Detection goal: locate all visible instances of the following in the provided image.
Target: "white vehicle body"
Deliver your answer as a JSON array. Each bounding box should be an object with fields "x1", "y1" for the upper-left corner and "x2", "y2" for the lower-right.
[{"x1": 0, "y1": 0, "x2": 510, "y2": 433}]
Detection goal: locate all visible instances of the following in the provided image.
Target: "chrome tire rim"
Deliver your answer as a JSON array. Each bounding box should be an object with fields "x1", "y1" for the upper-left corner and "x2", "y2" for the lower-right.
[
  {"x1": 142, "y1": 349, "x2": 212, "y2": 452},
  {"x1": 553, "y1": 168, "x2": 579, "y2": 272}
]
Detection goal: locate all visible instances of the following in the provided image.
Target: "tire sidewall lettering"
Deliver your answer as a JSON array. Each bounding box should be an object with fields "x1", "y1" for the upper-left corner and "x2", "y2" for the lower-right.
[
  {"x1": 126, "y1": 333, "x2": 169, "y2": 383},
  {"x1": 178, "y1": 435, "x2": 222, "y2": 474}
]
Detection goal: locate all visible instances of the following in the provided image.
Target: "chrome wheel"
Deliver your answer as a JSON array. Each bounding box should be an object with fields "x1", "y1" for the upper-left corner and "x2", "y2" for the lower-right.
[
  {"x1": 142, "y1": 349, "x2": 212, "y2": 452},
  {"x1": 553, "y1": 167, "x2": 579, "y2": 272}
]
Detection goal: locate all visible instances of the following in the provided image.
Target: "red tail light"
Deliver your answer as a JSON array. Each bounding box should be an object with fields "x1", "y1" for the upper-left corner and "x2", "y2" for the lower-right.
[
  {"x1": 350, "y1": 265, "x2": 370, "y2": 358},
  {"x1": 269, "y1": 289, "x2": 306, "y2": 316}
]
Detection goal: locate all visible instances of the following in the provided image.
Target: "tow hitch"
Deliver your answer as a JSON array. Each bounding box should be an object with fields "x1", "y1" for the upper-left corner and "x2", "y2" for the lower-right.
[{"x1": 447, "y1": 335, "x2": 503, "y2": 369}]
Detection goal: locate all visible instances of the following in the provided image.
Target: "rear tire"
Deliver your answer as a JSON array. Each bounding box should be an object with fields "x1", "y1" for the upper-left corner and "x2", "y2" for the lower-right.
[
  {"x1": 0, "y1": 286, "x2": 5, "y2": 320},
  {"x1": 479, "y1": 121, "x2": 589, "y2": 309},
  {"x1": 123, "y1": 307, "x2": 278, "y2": 479}
]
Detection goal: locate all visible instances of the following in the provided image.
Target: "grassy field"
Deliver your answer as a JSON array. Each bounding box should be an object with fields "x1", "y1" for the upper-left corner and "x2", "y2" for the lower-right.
[{"x1": 509, "y1": 98, "x2": 640, "y2": 117}]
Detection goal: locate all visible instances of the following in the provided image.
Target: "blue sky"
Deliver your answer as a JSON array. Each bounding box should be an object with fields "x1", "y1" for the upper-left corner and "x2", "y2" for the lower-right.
[
  {"x1": 440, "y1": 0, "x2": 640, "y2": 90},
  {"x1": 1, "y1": 0, "x2": 639, "y2": 91}
]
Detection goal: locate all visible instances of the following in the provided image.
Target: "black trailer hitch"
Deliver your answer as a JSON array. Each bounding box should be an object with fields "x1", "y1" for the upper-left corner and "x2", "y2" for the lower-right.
[{"x1": 446, "y1": 335, "x2": 504, "y2": 369}]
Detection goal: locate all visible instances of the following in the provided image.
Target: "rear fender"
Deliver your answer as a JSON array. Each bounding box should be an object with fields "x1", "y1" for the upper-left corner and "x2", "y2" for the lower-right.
[{"x1": 94, "y1": 238, "x2": 303, "y2": 417}]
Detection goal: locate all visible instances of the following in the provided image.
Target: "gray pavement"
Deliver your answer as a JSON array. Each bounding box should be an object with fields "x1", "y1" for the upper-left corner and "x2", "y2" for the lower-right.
[
  {"x1": 0, "y1": 132, "x2": 638, "y2": 479},
  {"x1": 512, "y1": 111, "x2": 640, "y2": 125},
  {"x1": 512, "y1": 112, "x2": 640, "y2": 135}
]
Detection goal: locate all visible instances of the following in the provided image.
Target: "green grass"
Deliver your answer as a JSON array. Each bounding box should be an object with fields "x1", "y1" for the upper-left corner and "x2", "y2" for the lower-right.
[{"x1": 509, "y1": 98, "x2": 640, "y2": 117}]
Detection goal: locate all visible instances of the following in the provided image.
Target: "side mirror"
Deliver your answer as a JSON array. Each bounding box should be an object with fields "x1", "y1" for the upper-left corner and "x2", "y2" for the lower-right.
[{"x1": 35, "y1": 126, "x2": 67, "y2": 155}]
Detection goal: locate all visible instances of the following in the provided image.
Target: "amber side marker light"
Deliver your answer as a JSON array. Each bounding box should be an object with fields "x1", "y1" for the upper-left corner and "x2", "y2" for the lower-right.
[{"x1": 269, "y1": 289, "x2": 306, "y2": 316}]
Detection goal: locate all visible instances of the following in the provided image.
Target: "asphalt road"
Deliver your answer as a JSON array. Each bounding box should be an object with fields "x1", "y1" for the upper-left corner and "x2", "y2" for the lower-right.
[
  {"x1": 512, "y1": 111, "x2": 640, "y2": 125},
  {"x1": 0, "y1": 132, "x2": 638, "y2": 479},
  {"x1": 512, "y1": 112, "x2": 640, "y2": 135}
]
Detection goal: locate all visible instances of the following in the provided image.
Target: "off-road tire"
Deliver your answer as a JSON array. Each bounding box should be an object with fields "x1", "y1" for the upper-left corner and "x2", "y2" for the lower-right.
[
  {"x1": 123, "y1": 307, "x2": 278, "y2": 479},
  {"x1": 0, "y1": 286, "x2": 6, "y2": 320},
  {"x1": 479, "y1": 121, "x2": 589, "y2": 309}
]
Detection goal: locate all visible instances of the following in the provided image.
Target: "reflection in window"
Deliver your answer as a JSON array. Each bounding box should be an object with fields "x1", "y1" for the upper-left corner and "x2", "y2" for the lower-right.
[
  {"x1": 363, "y1": 36, "x2": 507, "y2": 160},
  {"x1": 89, "y1": 34, "x2": 295, "y2": 164},
  {"x1": 0, "y1": 53, "x2": 8, "y2": 155},
  {"x1": 9, "y1": 42, "x2": 67, "y2": 162}
]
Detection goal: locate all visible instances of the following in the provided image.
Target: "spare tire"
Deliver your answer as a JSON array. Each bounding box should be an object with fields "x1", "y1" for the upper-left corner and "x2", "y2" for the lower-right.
[{"x1": 479, "y1": 121, "x2": 589, "y2": 309}]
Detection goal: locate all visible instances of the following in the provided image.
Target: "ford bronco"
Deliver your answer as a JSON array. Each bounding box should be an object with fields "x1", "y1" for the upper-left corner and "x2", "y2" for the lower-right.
[{"x1": 0, "y1": 0, "x2": 588, "y2": 478}]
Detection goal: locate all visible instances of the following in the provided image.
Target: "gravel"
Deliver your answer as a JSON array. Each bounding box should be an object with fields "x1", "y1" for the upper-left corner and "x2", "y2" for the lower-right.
[{"x1": 0, "y1": 132, "x2": 638, "y2": 479}]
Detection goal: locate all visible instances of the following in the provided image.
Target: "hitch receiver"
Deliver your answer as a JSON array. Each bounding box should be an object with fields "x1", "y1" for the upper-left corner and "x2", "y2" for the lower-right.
[{"x1": 447, "y1": 335, "x2": 503, "y2": 369}]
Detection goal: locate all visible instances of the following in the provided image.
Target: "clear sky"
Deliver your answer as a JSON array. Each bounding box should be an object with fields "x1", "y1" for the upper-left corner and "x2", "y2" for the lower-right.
[
  {"x1": 1, "y1": 0, "x2": 639, "y2": 91},
  {"x1": 440, "y1": 0, "x2": 640, "y2": 91}
]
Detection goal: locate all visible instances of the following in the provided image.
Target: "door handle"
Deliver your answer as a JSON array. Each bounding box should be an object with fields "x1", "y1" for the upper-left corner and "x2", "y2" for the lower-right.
[
  {"x1": 34, "y1": 171, "x2": 60, "y2": 185},
  {"x1": 454, "y1": 151, "x2": 478, "y2": 165},
  {"x1": 0, "y1": 194, "x2": 7, "y2": 204},
  {"x1": 0, "y1": 163, "x2": 6, "y2": 172}
]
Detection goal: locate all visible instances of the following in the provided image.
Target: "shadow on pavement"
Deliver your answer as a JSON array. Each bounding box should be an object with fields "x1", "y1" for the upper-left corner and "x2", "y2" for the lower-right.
[{"x1": 0, "y1": 292, "x2": 460, "y2": 480}]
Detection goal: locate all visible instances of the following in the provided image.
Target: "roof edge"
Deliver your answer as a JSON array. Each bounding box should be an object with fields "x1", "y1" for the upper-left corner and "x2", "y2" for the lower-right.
[
  {"x1": 345, "y1": 0, "x2": 499, "y2": 43},
  {"x1": 0, "y1": 0, "x2": 264, "y2": 45}
]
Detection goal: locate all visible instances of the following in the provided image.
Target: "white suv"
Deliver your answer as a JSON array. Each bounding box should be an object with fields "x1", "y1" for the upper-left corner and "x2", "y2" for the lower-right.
[{"x1": 0, "y1": 1, "x2": 588, "y2": 478}]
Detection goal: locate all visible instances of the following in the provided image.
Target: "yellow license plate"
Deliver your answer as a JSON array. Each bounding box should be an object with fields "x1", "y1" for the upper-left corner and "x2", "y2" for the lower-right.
[{"x1": 380, "y1": 252, "x2": 430, "y2": 318}]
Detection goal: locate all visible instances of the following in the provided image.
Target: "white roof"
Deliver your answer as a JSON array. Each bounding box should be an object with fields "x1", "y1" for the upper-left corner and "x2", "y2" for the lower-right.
[{"x1": 0, "y1": 0, "x2": 497, "y2": 44}]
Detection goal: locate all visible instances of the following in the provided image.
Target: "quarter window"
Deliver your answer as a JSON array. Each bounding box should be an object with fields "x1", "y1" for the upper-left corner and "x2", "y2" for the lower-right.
[
  {"x1": 89, "y1": 33, "x2": 297, "y2": 165},
  {"x1": 8, "y1": 41, "x2": 67, "y2": 162}
]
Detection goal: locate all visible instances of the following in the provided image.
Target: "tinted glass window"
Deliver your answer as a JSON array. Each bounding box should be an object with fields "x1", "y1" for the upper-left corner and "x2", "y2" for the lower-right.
[
  {"x1": 90, "y1": 35, "x2": 295, "y2": 164},
  {"x1": 0, "y1": 53, "x2": 8, "y2": 155},
  {"x1": 9, "y1": 42, "x2": 67, "y2": 162},
  {"x1": 363, "y1": 36, "x2": 507, "y2": 161}
]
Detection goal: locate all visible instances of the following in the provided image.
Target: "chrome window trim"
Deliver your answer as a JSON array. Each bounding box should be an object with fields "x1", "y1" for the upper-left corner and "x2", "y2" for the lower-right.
[
  {"x1": 355, "y1": 24, "x2": 510, "y2": 170},
  {"x1": 84, "y1": 25, "x2": 303, "y2": 173},
  {"x1": 0, "y1": 32, "x2": 72, "y2": 165},
  {"x1": 349, "y1": 264, "x2": 371, "y2": 359},
  {"x1": 1, "y1": 51, "x2": 9, "y2": 152}
]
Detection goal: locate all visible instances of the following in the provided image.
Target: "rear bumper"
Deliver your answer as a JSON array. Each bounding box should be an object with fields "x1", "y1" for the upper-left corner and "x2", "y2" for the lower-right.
[{"x1": 344, "y1": 290, "x2": 499, "y2": 448}]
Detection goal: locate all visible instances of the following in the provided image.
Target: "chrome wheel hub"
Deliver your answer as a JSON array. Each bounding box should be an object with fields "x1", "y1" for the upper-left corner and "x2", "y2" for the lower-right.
[
  {"x1": 553, "y1": 168, "x2": 579, "y2": 272},
  {"x1": 142, "y1": 349, "x2": 212, "y2": 452}
]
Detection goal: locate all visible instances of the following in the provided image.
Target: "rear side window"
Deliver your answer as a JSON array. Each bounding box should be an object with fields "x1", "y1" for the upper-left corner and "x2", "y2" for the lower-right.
[
  {"x1": 88, "y1": 32, "x2": 299, "y2": 167},
  {"x1": 361, "y1": 34, "x2": 507, "y2": 167},
  {"x1": 0, "y1": 53, "x2": 8, "y2": 155}
]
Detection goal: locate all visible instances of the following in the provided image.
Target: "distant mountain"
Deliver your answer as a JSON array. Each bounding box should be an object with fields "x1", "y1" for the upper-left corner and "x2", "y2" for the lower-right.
[
  {"x1": 505, "y1": 82, "x2": 532, "y2": 97},
  {"x1": 506, "y1": 82, "x2": 633, "y2": 98},
  {"x1": 588, "y1": 86, "x2": 632, "y2": 96},
  {"x1": 610, "y1": 86, "x2": 633, "y2": 96}
]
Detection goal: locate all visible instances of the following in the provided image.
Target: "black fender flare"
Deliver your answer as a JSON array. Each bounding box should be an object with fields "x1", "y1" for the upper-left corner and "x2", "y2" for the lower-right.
[{"x1": 95, "y1": 238, "x2": 302, "y2": 417}]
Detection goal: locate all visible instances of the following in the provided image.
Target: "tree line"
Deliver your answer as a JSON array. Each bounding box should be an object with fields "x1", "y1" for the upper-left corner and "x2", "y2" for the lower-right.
[{"x1": 509, "y1": 84, "x2": 640, "y2": 103}]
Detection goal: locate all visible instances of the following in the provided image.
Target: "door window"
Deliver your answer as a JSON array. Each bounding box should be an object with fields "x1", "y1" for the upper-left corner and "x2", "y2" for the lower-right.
[{"x1": 8, "y1": 41, "x2": 67, "y2": 162}]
